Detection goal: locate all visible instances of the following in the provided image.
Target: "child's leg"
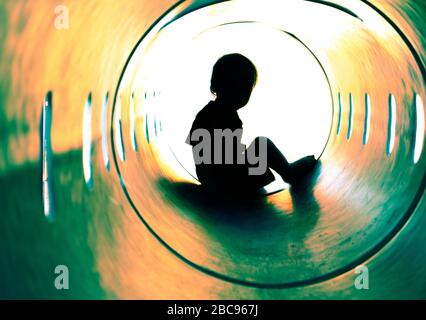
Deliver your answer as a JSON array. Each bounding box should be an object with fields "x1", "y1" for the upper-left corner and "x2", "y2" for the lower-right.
[
  {"x1": 248, "y1": 137, "x2": 317, "y2": 184},
  {"x1": 247, "y1": 137, "x2": 293, "y2": 182}
]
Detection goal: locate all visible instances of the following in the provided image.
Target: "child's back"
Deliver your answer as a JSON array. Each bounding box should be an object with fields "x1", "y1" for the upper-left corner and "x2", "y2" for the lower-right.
[{"x1": 187, "y1": 100, "x2": 248, "y2": 188}]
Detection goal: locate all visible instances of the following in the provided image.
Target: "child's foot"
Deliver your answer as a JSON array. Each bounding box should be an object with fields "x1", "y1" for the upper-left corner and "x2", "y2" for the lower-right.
[{"x1": 287, "y1": 156, "x2": 318, "y2": 185}]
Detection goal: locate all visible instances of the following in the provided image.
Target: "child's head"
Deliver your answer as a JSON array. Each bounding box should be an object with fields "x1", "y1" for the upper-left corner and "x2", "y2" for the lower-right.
[{"x1": 210, "y1": 53, "x2": 257, "y2": 109}]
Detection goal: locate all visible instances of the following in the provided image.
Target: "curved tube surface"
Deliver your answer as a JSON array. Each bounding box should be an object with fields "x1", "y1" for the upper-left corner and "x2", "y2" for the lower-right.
[{"x1": 0, "y1": 0, "x2": 425, "y2": 299}]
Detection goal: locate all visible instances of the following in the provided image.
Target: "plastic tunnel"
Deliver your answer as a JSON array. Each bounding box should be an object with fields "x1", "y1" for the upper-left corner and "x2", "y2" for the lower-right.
[{"x1": 0, "y1": 0, "x2": 425, "y2": 299}]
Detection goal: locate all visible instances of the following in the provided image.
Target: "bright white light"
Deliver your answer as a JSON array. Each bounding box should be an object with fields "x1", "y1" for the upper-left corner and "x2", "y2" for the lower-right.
[
  {"x1": 347, "y1": 93, "x2": 354, "y2": 140},
  {"x1": 42, "y1": 93, "x2": 53, "y2": 219},
  {"x1": 101, "y1": 93, "x2": 110, "y2": 171},
  {"x1": 147, "y1": 23, "x2": 332, "y2": 178},
  {"x1": 337, "y1": 93, "x2": 343, "y2": 135},
  {"x1": 414, "y1": 94, "x2": 424, "y2": 164},
  {"x1": 82, "y1": 94, "x2": 93, "y2": 188},
  {"x1": 363, "y1": 93, "x2": 371, "y2": 145},
  {"x1": 387, "y1": 94, "x2": 396, "y2": 155},
  {"x1": 124, "y1": 0, "x2": 366, "y2": 184}
]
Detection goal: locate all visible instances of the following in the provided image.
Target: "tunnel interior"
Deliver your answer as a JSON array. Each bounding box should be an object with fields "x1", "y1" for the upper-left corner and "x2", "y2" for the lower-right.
[
  {"x1": 109, "y1": 0, "x2": 425, "y2": 287},
  {"x1": 0, "y1": 0, "x2": 425, "y2": 298}
]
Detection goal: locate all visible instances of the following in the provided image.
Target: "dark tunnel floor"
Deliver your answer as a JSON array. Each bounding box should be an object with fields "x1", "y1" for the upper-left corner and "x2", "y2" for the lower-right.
[
  {"x1": 156, "y1": 177, "x2": 322, "y2": 283},
  {"x1": 116, "y1": 152, "x2": 419, "y2": 287}
]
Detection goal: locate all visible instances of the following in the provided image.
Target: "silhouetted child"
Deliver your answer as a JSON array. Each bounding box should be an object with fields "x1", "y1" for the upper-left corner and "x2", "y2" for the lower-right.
[{"x1": 187, "y1": 53, "x2": 317, "y2": 193}]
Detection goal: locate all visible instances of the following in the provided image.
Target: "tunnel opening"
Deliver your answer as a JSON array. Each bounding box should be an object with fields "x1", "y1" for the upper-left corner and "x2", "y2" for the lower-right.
[{"x1": 108, "y1": 0, "x2": 426, "y2": 288}]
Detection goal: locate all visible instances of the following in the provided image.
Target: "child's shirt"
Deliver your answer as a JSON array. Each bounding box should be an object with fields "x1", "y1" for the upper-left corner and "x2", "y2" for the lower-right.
[{"x1": 186, "y1": 101, "x2": 247, "y2": 184}]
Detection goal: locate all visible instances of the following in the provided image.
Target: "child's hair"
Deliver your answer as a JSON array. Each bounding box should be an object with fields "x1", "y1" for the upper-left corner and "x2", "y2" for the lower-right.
[{"x1": 210, "y1": 53, "x2": 258, "y2": 96}]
